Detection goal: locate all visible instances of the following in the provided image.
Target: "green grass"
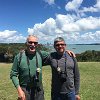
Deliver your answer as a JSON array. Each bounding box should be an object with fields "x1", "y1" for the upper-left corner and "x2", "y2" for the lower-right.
[
  {"x1": 0, "y1": 62, "x2": 100, "y2": 100},
  {"x1": 79, "y1": 62, "x2": 100, "y2": 100}
]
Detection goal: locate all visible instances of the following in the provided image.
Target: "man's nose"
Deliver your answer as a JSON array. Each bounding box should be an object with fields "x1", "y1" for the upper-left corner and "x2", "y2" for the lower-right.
[
  {"x1": 58, "y1": 44, "x2": 62, "y2": 47},
  {"x1": 31, "y1": 42, "x2": 35, "y2": 45}
]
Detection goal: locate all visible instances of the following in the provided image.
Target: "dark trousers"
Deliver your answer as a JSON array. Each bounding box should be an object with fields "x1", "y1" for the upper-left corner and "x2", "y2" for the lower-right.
[
  {"x1": 51, "y1": 91, "x2": 76, "y2": 100},
  {"x1": 22, "y1": 86, "x2": 44, "y2": 100}
]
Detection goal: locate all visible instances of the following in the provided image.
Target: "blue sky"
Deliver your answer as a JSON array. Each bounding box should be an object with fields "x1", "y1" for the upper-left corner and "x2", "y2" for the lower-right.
[{"x1": 0, "y1": 0, "x2": 100, "y2": 44}]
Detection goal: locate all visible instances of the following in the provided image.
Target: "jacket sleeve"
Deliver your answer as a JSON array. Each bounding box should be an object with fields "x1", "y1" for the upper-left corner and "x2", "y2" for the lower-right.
[
  {"x1": 40, "y1": 51, "x2": 51, "y2": 66},
  {"x1": 10, "y1": 55, "x2": 20, "y2": 88},
  {"x1": 73, "y1": 57, "x2": 80, "y2": 95}
]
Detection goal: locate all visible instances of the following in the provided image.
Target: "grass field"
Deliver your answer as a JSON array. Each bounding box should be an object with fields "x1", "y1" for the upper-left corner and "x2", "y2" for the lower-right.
[{"x1": 0, "y1": 62, "x2": 100, "y2": 100}]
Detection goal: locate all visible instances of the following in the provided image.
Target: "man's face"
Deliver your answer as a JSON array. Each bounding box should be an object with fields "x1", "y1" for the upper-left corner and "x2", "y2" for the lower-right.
[
  {"x1": 26, "y1": 36, "x2": 38, "y2": 54},
  {"x1": 54, "y1": 41, "x2": 66, "y2": 54}
]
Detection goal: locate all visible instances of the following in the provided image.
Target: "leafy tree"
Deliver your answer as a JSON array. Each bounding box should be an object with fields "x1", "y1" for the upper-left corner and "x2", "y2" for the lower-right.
[{"x1": 76, "y1": 50, "x2": 100, "y2": 62}]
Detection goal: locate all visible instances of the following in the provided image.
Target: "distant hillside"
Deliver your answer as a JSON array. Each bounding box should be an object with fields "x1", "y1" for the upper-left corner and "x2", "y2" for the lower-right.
[{"x1": 75, "y1": 43, "x2": 100, "y2": 45}]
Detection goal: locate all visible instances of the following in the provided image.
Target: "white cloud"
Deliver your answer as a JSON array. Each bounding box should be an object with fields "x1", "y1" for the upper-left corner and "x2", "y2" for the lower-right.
[
  {"x1": 65, "y1": 0, "x2": 83, "y2": 11},
  {"x1": 0, "y1": 30, "x2": 16, "y2": 38},
  {"x1": 95, "y1": 0, "x2": 100, "y2": 8},
  {"x1": 28, "y1": 18, "x2": 56, "y2": 36},
  {"x1": 80, "y1": 31, "x2": 100, "y2": 42},
  {"x1": 55, "y1": 14, "x2": 100, "y2": 32},
  {"x1": 1, "y1": 14, "x2": 100, "y2": 44},
  {"x1": 66, "y1": 32, "x2": 80, "y2": 41},
  {"x1": 81, "y1": 32, "x2": 95, "y2": 41},
  {"x1": 80, "y1": 7, "x2": 98, "y2": 13},
  {"x1": 64, "y1": 0, "x2": 100, "y2": 17},
  {"x1": 27, "y1": 0, "x2": 100, "y2": 44},
  {"x1": 1, "y1": 0, "x2": 100, "y2": 44},
  {"x1": 64, "y1": 31, "x2": 100, "y2": 44},
  {"x1": 28, "y1": 18, "x2": 57, "y2": 43},
  {"x1": 28, "y1": 14, "x2": 100, "y2": 44},
  {"x1": 44, "y1": 0, "x2": 55, "y2": 5},
  {"x1": 93, "y1": 31, "x2": 100, "y2": 40},
  {"x1": 0, "y1": 30, "x2": 26, "y2": 43},
  {"x1": 80, "y1": 0, "x2": 100, "y2": 13},
  {"x1": 76, "y1": 16, "x2": 100, "y2": 31}
]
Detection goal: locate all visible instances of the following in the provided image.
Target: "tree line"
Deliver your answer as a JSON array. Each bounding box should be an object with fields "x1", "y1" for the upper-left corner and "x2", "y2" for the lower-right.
[
  {"x1": 0, "y1": 43, "x2": 100, "y2": 62},
  {"x1": 0, "y1": 43, "x2": 48, "y2": 62},
  {"x1": 76, "y1": 50, "x2": 100, "y2": 62}
]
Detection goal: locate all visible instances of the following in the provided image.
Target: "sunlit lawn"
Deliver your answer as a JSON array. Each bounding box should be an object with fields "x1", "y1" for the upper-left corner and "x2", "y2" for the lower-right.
[{"x1": 0, "y1": 62, "x2": 100, "y2": 100}]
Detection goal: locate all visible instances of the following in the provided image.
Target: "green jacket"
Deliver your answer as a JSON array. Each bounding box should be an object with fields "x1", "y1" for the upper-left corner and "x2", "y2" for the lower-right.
[{"x1": 10, "y1": 50, "x2": 49, "y2": 88}]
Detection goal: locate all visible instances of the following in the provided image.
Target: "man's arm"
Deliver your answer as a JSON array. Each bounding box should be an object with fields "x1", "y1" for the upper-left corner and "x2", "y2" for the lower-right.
[
  {"x1": 73, "y1": 57, "x2": 80, "y2": 99},
  {"x1": 40, "y1": 51, "x2": 51, "y2": 66},
  {"x1": 10, "y1": 55, "x2": 26, "y2": 100},
  {"x1": 10, "y1": 55, "x2": 20, "y2": 87}
]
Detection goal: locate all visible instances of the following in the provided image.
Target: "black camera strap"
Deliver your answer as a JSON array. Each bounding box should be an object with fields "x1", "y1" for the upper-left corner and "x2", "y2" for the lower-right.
[
  {"x1": 35, "y1": 52, "x2": 39, "y2": 80},
  {"x1": 64, "y1": 52, "x2": 67, "y2": 72},
  {"x1": 36, "y1": 52, "x2": 39, "y2": 69},
  {"x1": 26, "y1": 52, "x2": 31, "y2": 82},
  {"x1": 56, "y1": 52, "x2": 67, "y2": 73}
]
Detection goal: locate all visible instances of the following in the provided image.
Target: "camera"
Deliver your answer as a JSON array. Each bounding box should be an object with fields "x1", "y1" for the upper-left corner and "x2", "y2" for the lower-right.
[
  {"x1": 33, "y1": 68, "x2": 41, "y2": 82},
  {"x1": 60, "y1": 71, "x2": 67, "y2": 82},
  {"x1": 57, "y1": 67, "x2": 67, "y2": 82},
  {"x1": 27, "y1": 69, "x2": 40, "y2": 88},
  {"x1": 58, "y1": 71, "x2": 67, "y2": 82},
  {"x1": 34, "y1": 70, "x2": 42, "y2": 91},
  {"x1": 34, "y1": 71, "x2": 39, "y2": 82}
]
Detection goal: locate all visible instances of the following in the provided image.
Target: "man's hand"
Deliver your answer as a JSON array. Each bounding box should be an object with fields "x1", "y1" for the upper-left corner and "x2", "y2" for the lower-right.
[
  {"x1": 76, "y1": 95, "x2": 80, "y2": 100},
  {"x1": 66, "y1": 50, "x2": 76, "y2": 57},
  {"x1": 17, "y1": 86, "x2": 26, "y2": 100}
]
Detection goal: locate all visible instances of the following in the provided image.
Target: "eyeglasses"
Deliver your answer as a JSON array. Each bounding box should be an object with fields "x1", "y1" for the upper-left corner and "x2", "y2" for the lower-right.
[
  {"x1": 28, "y1": 41, "x2": 38, "y2": 45},
  {"x1": 55, "y1": 44, "x2": 66, "y2": 47}
]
